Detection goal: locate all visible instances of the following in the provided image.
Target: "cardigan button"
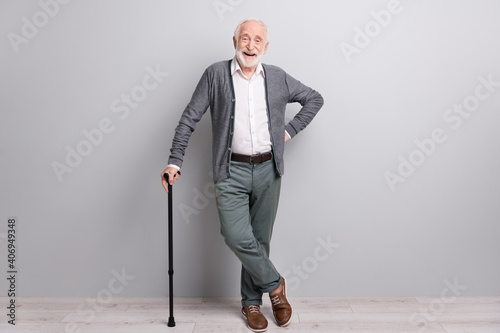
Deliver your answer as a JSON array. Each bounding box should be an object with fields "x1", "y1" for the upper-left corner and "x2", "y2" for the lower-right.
[{"x1": 231, "y1": 98, "x2": 235, "y2": 102}]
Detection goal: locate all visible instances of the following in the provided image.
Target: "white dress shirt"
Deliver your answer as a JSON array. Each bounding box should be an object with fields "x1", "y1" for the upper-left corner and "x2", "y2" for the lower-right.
[
  {"x1": 230, "y1": 57, "x2": 272, "y2": 156},
  {"x1": 167, "y1": 58, "x2": 277, "y2": 171}
]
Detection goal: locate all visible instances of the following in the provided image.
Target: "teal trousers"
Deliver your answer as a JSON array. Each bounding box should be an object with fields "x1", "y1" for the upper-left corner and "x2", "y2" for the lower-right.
[{"x1": 215, "y1": 157, "x2": 282, "y2": 307}]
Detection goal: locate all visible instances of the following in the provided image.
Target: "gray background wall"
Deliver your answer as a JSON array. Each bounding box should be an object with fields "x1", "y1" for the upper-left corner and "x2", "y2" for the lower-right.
[{"x1": 1, "y1": 0, "x2": 499, "y2": 298}]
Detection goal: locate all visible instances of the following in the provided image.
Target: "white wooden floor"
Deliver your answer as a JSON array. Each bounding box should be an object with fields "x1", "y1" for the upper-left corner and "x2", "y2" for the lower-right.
[{"x1": 1, "y1": 296, "x2": 499, "y2": 332}]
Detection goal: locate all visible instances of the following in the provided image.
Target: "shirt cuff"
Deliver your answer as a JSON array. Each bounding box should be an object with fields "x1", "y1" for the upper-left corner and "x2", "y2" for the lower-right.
[{"x1": 167, "y1": 164, "x2": 180, "y2": 171}]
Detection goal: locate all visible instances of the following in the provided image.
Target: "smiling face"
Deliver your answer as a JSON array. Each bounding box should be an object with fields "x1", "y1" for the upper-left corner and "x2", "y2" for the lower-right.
[{"x1": 233, "y1": 20, "x2": 269, "y2": 70}]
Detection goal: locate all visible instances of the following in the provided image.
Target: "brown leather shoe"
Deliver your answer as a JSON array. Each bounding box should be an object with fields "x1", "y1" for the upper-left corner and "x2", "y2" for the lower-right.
[
  {"x1": 241, "y1": 305, "x2": 268, "y2": 332},
  {"x1": 269, "y1": 277, "x2": 292, "y2": 327}
]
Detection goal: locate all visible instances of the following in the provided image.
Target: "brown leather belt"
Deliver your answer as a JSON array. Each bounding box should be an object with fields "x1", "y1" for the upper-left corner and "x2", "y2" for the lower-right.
[{"x1": 231, "y1": 152, "x2": 272, "y2": 164}]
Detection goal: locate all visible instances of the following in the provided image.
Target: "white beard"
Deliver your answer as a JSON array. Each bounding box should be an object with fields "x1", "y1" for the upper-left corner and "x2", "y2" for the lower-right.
[{"x1": 235, "y1": 49, "x2": 263, "y2": 68}]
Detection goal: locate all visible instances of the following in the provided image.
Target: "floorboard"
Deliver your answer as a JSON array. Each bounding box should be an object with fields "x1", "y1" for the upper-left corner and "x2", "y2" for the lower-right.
[{"x1": 0, "y1": 296, "x2": 498, "y2": 332}]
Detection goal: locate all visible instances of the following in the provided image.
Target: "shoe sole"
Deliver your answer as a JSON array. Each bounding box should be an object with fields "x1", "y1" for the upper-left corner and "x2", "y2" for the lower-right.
[{"x1": 241, "y1": 310, "x2": 268, "y2": 333}]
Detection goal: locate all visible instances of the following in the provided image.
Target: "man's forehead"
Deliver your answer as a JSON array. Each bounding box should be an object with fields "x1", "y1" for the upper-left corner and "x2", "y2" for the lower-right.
[{"x1": 239, "y1": 22, "x2": 267, "y2": 37}]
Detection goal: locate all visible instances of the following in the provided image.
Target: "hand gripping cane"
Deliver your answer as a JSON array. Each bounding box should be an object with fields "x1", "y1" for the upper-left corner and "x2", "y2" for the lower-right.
[{"x1": 163, "y1": 171, "x2": 180, "y2": 327}]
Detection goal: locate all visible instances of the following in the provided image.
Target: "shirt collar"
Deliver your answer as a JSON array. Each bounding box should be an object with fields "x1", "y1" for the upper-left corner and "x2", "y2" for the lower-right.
[{"x1": 231, "y1": 57, "x2": 265, "y2": 78}]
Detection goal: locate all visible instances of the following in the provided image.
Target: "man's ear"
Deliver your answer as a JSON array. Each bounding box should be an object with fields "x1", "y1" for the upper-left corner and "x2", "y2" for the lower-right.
[
  {"x1": 263, "y1": 42, "x2": 269, "y2": 55},
  {"x1": 233, "y1": 36, "x2": 237, "y2": 49}
]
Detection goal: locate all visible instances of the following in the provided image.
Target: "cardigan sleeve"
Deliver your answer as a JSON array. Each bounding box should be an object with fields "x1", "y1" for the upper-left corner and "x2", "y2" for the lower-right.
[
  {"x1": 284, "y1": 73, "x2": 324, "y2": 139},
  {"x1": 168, "y1": 68, "x2": 211, "y2": 169}
]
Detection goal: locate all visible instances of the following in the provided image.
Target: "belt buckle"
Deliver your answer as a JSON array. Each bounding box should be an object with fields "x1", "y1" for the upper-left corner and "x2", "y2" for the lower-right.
[{"x1": 249, "y1": 155, "x2": 258, "y2": 164}]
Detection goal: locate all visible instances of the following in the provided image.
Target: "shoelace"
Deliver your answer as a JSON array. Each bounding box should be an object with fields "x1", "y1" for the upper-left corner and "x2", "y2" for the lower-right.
[
  {"x1": 270, "y1": 295, "x2": 281, "y2": 306},
  {"x1": 248, "y1": 305, "x2": 260, "y2": 314}
]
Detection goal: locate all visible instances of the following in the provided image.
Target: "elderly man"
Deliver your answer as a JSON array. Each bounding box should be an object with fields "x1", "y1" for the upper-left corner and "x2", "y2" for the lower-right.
[{"x1": 162, "y1": 18, "x2": 323, "y2": 332}]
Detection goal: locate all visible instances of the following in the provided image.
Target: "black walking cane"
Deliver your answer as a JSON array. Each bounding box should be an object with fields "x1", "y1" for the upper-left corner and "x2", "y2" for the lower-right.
[{"x1": 163, "y1": 171, "x2": 180, "y2": 327}]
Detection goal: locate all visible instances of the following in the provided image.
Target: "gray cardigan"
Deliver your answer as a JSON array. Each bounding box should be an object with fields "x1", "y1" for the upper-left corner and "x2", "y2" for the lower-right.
[{"x1": 168, "y1": 59, "x2": 324, "y2": 182}]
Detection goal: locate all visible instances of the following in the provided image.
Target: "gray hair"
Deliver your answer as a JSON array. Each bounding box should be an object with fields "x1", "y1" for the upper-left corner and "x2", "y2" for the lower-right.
[{"x1": 233, "y1": 18, "x2": 270, "y2": 44}]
